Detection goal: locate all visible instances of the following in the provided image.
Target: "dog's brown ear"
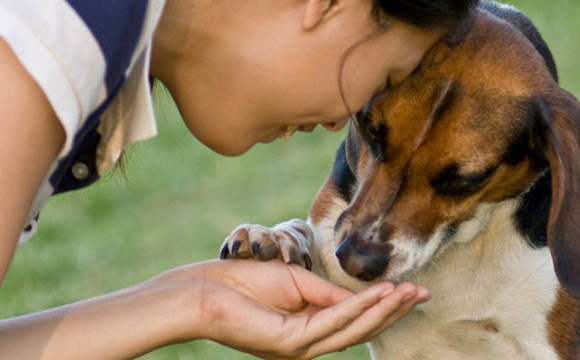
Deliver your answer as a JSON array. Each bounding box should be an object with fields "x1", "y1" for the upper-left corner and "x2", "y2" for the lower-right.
[{"x1": 542, "y1": 90, "x2": 580, "y2": 298}]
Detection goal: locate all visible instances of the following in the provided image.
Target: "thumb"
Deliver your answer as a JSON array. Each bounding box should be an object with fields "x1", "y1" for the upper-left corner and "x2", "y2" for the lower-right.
[{"x1": 287, "y1": 265, "x2": 355, "y2": 307}]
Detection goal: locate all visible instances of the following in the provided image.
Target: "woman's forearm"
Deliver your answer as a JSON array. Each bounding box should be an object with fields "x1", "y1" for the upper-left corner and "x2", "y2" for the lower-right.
[
  {"x1": 0, "y1": 279, "x2": 200, "y2": 359},
  {"x1": 0, "y1": 259, "x2": 429, "y2": 359},
  {"x1": 0, "y1": 38, "x2": 65, "y2": 287}
]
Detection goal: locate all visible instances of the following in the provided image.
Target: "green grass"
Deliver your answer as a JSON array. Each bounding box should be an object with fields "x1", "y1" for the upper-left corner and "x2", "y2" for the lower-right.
[{"x1": 1, "y1": 1, "x2": 579, "y2": 359}]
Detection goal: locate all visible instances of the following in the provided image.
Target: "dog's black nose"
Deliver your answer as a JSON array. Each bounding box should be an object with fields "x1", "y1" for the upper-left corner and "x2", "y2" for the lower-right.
[{"x1": 336, "y1": 233, "x2": 391, "y2": 281}]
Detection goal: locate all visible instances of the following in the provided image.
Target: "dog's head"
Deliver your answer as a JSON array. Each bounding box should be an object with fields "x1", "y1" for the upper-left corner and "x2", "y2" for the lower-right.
[{"x1": 334, "y1": 8, "x2": 580, "y2": 296}]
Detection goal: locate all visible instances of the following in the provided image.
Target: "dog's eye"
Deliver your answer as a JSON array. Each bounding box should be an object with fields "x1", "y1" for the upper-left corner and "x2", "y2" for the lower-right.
[
  {"x1": 360, "y1": 123, "x2": 381, "y2": 143},
  {"x1": 431, "y1": 164, "x2": 497, "y2": 197}
]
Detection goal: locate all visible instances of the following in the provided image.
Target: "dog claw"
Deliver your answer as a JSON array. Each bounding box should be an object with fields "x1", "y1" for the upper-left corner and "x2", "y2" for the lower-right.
[
  {"x1": 220, "y1": 220, "x2": 312, "y2": 270},
  {"x1": 220, "y1": 245, "x2": 229, "y2": 259},
  {"x1": 251, "y1": 242, "x2": 261, "y2": 256}
]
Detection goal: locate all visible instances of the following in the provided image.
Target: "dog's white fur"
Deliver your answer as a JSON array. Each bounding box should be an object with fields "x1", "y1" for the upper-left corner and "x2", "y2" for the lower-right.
[{"x1": 306, "y1": 198, "x2": 560, "y2": 359}]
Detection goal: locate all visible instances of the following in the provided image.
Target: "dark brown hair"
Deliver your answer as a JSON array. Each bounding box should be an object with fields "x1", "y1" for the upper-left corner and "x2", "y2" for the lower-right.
[
  {"x1": 372, "y1": 0, "x2": 479, "y2": 28},
  {"x1": 338, "y1": 0, "x2": 479, "y2": 118}
]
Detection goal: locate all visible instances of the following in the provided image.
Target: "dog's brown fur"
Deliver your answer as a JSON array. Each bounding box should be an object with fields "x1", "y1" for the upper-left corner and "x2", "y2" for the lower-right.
[
  {"x1": 548, "y1": 289, "x2": 580, "y2": 359},
  {"x1": 315, "y1": 5, "x2": 580, "y2": 357},
  {"x1": 318, "y1": 6, "x2": 580, "y2": 357}
]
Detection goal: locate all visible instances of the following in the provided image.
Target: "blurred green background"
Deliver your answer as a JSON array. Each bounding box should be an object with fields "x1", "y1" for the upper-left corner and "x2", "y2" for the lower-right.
[{"x1": 1, "y1": 1, "x2": 578, "y2": 359}]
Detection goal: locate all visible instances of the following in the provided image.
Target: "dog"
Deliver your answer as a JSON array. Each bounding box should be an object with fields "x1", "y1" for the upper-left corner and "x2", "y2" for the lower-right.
[{"x1": 220, "y1": 2, "x2": 580, "y2": 359}]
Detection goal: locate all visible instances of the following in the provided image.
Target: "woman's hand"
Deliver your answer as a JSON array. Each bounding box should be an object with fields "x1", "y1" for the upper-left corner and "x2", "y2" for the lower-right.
[
  {"x1": 157, "y1": 259, "x2": 429, "y2": 359},
  {"x1": 0, "y1": 259, "x2": 427, "y2": 360}
]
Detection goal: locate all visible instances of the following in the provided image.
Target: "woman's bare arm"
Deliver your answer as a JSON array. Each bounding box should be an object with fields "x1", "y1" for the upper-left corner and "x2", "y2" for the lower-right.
[
  {"x1": 0, "y1": 38, "x2": 65, "y2": 285},
  {"x1": 0, "y1": 280, "x2": 198, "y2": 359},
  {"x1": 0, "y1": 38, "x2": 191, "y2": 358},
  {"x1": 0, "y1": 38, "x2": 196, "y2": 359},
  {"x1": 0, "y1": 258, "x2": 427, "y2": 360}
]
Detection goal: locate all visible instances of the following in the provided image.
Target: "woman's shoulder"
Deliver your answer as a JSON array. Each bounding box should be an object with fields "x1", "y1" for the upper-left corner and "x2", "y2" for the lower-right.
[{"x1": 0, "y1": 0, "x2": 165, "y2": 125}]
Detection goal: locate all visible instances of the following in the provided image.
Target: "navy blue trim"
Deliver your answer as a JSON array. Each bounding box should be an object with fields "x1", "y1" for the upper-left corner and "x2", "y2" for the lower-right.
[
  {"x1": 65, "y1": 0, "x2": 148, "y2": 91},
  {"x1": 50, "y1": 80, "x2": 125, "y2": 195}
]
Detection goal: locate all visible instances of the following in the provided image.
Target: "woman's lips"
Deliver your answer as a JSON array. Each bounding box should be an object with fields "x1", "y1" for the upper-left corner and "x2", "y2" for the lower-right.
[{"x1": 258, "y1": 124, "x2": 319, "y2": 144}]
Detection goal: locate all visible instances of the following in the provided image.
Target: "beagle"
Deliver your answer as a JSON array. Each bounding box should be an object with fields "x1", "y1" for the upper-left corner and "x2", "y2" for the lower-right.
[{"x1": 221, "y1": 2, "x2": 580, "y2": 359}]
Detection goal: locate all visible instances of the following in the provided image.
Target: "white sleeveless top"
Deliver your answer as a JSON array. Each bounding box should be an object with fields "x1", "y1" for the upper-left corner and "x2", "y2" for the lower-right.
[{"x1": 0, "y1": 0, "x2": 167, "y2": 243}]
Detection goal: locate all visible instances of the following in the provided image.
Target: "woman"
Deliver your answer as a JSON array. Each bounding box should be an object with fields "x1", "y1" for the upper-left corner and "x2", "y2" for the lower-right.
[{"x1": 0, "y1": 0, "x2": 476, "y2": 358}]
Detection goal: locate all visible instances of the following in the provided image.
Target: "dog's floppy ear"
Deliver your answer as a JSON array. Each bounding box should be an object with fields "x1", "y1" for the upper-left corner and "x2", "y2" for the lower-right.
[{"x1": 541, "y1": 90, "x2": 580, "y2": 298}]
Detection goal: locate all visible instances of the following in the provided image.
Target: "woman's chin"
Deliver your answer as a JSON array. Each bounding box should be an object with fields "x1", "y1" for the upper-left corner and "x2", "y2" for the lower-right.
[
  {"x1": 259, "y1": 136, "x2": 278, "y2": 144},
  {"x1": 204, "y1": 140, "x2": 255, "y2": 157}
]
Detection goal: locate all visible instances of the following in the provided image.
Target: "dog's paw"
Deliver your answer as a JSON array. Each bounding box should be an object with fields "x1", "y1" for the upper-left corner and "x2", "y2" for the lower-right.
[{"x1": 219, "y1": 219, "x2": 313, "y2": 270}]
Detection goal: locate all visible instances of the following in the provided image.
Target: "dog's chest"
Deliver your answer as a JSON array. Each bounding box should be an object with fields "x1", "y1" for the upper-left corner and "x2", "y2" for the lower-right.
[
  {"x1": 368, "y1": 259, "x2": 559, "y2": 360},
  {"x1": 311, "y1": 201, "x2": 560, "y2": 359}
]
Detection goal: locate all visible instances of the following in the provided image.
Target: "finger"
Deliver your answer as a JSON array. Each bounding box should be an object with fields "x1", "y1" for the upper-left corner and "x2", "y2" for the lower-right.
[
  {"x1": 301, "y1": 304, "x2": 324, "y2": 317},
  {"x1": 304, "y1": 283, "x2": 420, "y2": 358},
  {"x1": 305, "y1": 284, "x2": 417, "y2": 356},
  {"x1": 289, "y1": 282, "x2": 395, "y2": 348},
  {"x1": 361, "y1": 286, "x2": 430, "y2": 341},
  {"x1": 288, "y1": 265, "x2": 369, "y2": 307}
]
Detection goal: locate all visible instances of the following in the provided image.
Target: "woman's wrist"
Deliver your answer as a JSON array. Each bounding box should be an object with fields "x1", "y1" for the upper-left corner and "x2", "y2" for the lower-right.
[
  {"x1": 0, "y1": 272, "x2": 207, "y2": 360},
  {"x1": 137, "y1": 269, "x2": 208, "y2": 345}
]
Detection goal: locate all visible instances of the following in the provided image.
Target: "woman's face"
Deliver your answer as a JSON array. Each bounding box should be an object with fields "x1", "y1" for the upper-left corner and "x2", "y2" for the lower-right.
[{"x1": 154, "y1": 0, "x2": 444, "y2": 156}]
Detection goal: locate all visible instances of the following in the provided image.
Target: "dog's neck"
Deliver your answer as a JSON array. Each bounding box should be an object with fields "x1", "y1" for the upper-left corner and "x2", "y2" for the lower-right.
[{"x1": 409, "y1": 199, "x2": 558, "y2": 322}]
